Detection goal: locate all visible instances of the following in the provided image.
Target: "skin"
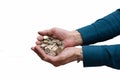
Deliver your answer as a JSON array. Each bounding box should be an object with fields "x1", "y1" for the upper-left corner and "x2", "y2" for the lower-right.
[{"x1": 31, "y1": 27, "x2": 83, "y2": 67}]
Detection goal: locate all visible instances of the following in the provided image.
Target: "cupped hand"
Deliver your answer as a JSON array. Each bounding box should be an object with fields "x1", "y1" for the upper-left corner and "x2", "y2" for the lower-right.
[
  {"x1": 31, "y1": 45, "x2": 83, "y2": 67},
  {"x1": 36, "y1": 27, "x2": 83, "y2": 47}
]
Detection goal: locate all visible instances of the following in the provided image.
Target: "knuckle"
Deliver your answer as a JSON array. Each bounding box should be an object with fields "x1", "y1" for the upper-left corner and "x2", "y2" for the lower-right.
[
  {"x1": 53, "y1": 64, "x2": 60, "y2": 67},
  {"x1": 37, "y1": 36, "x2": 40, "y2": 40},
  {"x1": 50, "y1": 58, "x2": 56, "y2": 62},
  {"x1": 36, "y1": 41, "x2": 38, "y2": 44},
  {"x1": 52, "y1": 27, "x2": 57, "y2": 30},
  {"x1": 52, "y1": 27, "x2": 58, "y2": 32}
]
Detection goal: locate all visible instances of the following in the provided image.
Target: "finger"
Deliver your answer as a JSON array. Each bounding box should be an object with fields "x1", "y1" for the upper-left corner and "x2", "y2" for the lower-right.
[
  {"x1": 35, "y1": 45, "x2": 62, "y2": 64},
  {"x1": 38, "y1": 29, "x2": 53, "y2": 36},
  {"x1": 44, "y1": 54, "x2": 61, "y2": 63},
  {"x1": 37, "y1": 36, "x2": 43, "y2": 41},
  {"x1": 31, "y1": 46, "x2": 39, "y2": 54},
  {"x1": 45, "y1": 55, "x2": 63, "y2": 67},
  {"x1": 36, "y1": 41, "x2": 41, "y2": 45},
  {"x1": 35, "y1": 45, "x2": 48, "y2": 59},
  {"x1": 31, "y1": 46, "x2": 45, "y2": 60},
  {"x1": 31, "y1": 47, "x2": 35, "y2": 51}
]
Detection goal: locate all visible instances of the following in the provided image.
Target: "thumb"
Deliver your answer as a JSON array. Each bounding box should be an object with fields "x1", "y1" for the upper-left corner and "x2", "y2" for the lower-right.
[{"x1": 38, "y1": 29, "x2": 53, "y2": 36}]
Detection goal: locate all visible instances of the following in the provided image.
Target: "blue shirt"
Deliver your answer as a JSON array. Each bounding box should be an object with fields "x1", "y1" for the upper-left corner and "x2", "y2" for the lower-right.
[{"x1": 77, "y1": 9, "x2": 120, "y2": 69}]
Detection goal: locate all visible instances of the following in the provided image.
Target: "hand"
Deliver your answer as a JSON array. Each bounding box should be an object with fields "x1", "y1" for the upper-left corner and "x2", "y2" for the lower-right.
[
  {"x1": 31, "y1": 45, "x2": 83, "y2": 67},
  {"x1": 36, "y1": 27, "x2": 83, "y2": 47}
]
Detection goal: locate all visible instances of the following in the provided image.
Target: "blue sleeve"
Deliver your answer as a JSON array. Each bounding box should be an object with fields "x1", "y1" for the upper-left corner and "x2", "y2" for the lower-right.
[
  {"x1": 82, "y1": 45, "x2": 120, "y2": 69},
  {"x1": 77, "y1": 9, "x2": 120, "y2": 69},
  {"x1": 77, "y1": 9, "x2": 120, "y2": 45}
]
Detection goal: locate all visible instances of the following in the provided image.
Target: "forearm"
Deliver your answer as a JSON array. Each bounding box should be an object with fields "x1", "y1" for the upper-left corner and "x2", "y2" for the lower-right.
[
  {"x1": 82, "y1": 44, "x2": 120, "y2": 69},
  {"x1": 77, "y1": 9, "x2": 120, "y2": 45}
]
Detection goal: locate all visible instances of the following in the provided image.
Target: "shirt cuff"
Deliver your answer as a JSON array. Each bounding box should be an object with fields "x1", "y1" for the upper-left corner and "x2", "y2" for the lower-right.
[
  {"x1": 77, "y1": 25, "x2": 97, "y2": 45},
  {"x1": 82, "y1": 46, "x2": 110, "y2": 67}
]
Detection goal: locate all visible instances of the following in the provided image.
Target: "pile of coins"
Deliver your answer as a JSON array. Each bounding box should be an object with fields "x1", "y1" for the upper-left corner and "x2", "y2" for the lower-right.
[{"x1": 40, "y1": 36, "x2": 64, "y2": 56}]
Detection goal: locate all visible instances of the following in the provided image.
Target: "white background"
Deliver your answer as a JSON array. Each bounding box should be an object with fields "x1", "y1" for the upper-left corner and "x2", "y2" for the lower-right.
[{"x1": 0, "y1": 0, "x2": 120, "y2": 80}]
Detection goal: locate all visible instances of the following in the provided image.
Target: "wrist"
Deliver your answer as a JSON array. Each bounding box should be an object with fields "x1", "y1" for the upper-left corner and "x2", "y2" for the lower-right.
[
  {"x1": 75, "y1": 47, "x2": 83, "y2": 62},
  {"x1": 72, "y1": 31, "x2": 83, "y2": 46}
]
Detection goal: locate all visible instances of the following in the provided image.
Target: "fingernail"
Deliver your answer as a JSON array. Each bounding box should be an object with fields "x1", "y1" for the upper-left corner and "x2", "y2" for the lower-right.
[
  {"x1": 38, "y1": 32, "x2": 40, "y2": 34},
  {"x1": 31, "y1": 47, "x2": 34, "y2": 50}
]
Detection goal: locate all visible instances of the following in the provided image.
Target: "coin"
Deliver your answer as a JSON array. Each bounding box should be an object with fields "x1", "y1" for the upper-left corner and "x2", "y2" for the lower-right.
[{"x1": 41, "y1": 36, "x2": 64, "y2": 56}]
